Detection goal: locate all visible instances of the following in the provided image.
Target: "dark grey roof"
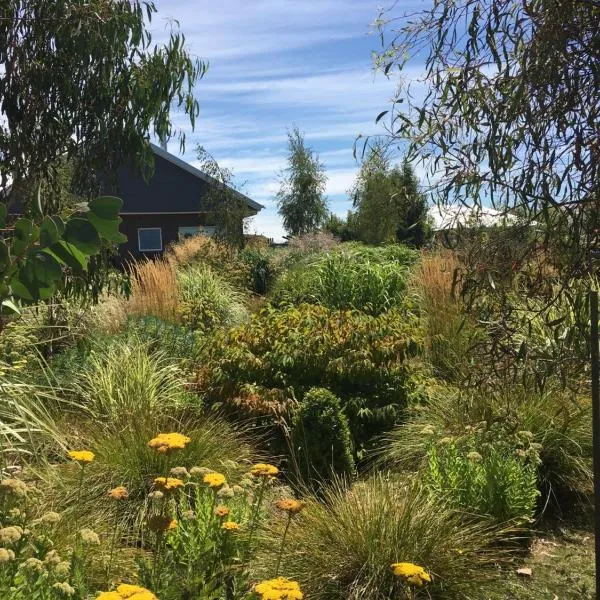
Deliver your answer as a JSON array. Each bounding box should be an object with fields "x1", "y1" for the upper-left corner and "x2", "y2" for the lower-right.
[{"x1": 149, "y1": 143, "x2": 263, "y2": 212}]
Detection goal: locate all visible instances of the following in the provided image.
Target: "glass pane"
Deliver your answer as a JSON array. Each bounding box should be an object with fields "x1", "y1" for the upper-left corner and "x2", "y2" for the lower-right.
[{"x1": 138, "y1": 228, "x2": 162, "y2": 251}]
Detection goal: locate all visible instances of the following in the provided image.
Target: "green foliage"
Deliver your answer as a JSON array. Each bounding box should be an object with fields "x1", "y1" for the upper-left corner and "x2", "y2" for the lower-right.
[
  {"x1": 177, "y1": 264, "x2": 248, "y2": 332},
  {"x1": 374, "y1": 1, "x2": 598, "y2": 275},
  {"x1": 272, "y1": 243, "x2": 417, "y2": 315},
  {"x1": 255, "y1": 476, "x2": 505, "y2": 600},
  {"x1": 198, "y1": 303, "x2": 424, "y2": 454},
  {"x1": 291, "y1": 388, "x2": 355, "y2": 484},
  {"x1": 379, "y1": 384, "x2": 592, "y2": 509},
  {"x1": 350, "y1": 146, "x2": 431, "y2": 247},
  {"x1": 0, "y1": 197, "x2": 125, "y2": 310},
  {"x1": 277, "y1": 127, "x2": 328, "y2": 236},
  {"x1": 238, "y1": 248, "x2": 279, "y2": 295},
  {"x1": 424, "y1": 436, "x2": 540, "y2": 524}
]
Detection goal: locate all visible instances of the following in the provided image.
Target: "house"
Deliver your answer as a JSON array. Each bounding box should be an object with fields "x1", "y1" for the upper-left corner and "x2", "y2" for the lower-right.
[{"x1": 108, "y1": 143, "x2": 263, "y2": 258}]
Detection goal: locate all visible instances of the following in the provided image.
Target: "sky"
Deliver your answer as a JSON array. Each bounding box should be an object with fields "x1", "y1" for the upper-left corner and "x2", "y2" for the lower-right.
[{"x1": 151, "y1": 0, "x2": 418, "y2": 242}]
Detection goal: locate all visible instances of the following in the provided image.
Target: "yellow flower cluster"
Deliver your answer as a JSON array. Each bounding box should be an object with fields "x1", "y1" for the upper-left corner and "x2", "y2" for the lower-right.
[
  {"x1": 147, "y1": 432, "x2": 191, "y2": 454},
  {"x1": 254, "y1": 577, "x2": 303, "y2": 600},
  {"x1": 203, "y1": 472, "x2": 226, "y2": 489},
  {"x1": 153, "y1": 477, "x2": 185, "y2": 492},
  {"x1": 275, "y1": 499, "x2": 306, "y2": 515},
  {"x1": 221, "y1": 521, "x2": 240, "y2": 531},
  {"x1": 68, "y1": 450, "x2": 95, "y2": 463},
  {"x1": 250, "y1": 463, "x2": 279, "y2": 478},
  {"x1": 97, "y1": 583, "x2": 158, "y2": 600},
  {"x1": 391, "y1": 562, "x2": 431, "y2": 587}
]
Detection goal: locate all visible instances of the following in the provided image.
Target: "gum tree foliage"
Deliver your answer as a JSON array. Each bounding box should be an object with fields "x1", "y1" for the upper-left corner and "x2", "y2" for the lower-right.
[
  {"x1": 195, "y1": 146, "x2": 249, "y2": 249},
  {"x1": 373, "y1": 0, "x2": 600, "y2": 277},
  {"x1": 0, "y1": 0, "x2": 205, "y2": 312},
  {"x1": 277, "y1": 127, "x2": 328, "y2": 237},
  {"x1": 371, "y1": 0, "x2": 600, "y2": 383},
  {"x1": 351, "y1": 143, "x2": 431, "y2": 247}
]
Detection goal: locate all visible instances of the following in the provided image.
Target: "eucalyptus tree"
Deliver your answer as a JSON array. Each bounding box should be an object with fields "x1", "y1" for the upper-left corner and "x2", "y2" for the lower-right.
[
  {"x1": 277, "y1": 127, "x2": 328, "y2": 237},
  {"x1": 0, "y1": 0, "x2": 205, "y2": 311},
  {"x1": 373, "y1": 0, "x2": 599, "y2": 276},
  {"x1": 371, "y1": 0, "x2": 600, "y2": 386}
]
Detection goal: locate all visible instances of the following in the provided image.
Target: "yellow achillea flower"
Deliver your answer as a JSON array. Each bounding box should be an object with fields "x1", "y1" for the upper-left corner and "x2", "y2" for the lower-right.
[
  {"x1": 254, "y1": 577, "x2": 303, "y2": 600},
  {"x1": 68, "y1": 450, "x2": 95, "y2": 463},
  {"x1": 221, "y1": 521, "x2": 240, "y2": 531},
  {"x1": 153, "y1": 477, "x2": 185, "y2": 492},
  {"x1": 147, "y1": 432, "x2": 191, "y2": 454},
  {"x1": 391, "y1": 562, "x2": 431, "y2": 587},
  {"x1": 203, "y1": 472, "x2": 226, "y2": 489},
  {"x1": 97, "y1": 593, "x2": 123, "y2": 600},
  {"x1": 95, "y1": 583, "x2": 158, "y2": 599},
  {"x1": 214, "y1": 505, "x2": 230, "y2": 518},
  {"x1": 108, "y1": 486, "x2": 129, "y2": 500},
  {"x1": 250, "y1": 463, "x2": 279, "y2": 478},
  {"x1": 147, "y1": 515, "x2": 178, "y2": 532},
  {"x1": 275, "y1": 498, "x2": 306, "y2": 515}
]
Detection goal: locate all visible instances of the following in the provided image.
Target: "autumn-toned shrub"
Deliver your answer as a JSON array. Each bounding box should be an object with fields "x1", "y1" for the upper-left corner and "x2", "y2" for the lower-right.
[{"x1": 197, "y1": 303, "x2": 425, "y2": 454}]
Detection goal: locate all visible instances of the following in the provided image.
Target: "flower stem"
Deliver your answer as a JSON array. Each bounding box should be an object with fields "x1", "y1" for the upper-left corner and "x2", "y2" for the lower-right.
[
  {"x1": 244, "y1": 478, "x2": 267, "y2": 563},
  {"x1": 274, "y1": 513, "x2": 292, "y2": 577}
]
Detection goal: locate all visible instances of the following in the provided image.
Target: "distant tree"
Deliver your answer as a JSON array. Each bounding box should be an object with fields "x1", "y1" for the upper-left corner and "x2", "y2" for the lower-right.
[
  {"x1": 195, "y1": 146, "x2": 249, "y2": 248},
  {"x1": 0, "y1": 0, "x2": 204, "y2": 313},
  {"x1": 351, "y1": 144, "x2": 430, "y2": 246},
  {"x1": 277, "y1": 128, "x2": 328, "y2": 236},
  {"x1": 323, "y1": 212, "x2": 358, "y2": 241}
]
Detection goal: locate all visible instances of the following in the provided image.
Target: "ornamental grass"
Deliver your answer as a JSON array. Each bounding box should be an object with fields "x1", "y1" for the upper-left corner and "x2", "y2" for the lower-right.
[{"x1": 255, "y1": 475, "x2": 508, "y2": 600}]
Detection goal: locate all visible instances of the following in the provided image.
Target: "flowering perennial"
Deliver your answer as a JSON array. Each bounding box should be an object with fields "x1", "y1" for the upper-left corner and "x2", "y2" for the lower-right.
[
  {"x1": 67, "y1": 450, "x2": 95, "y2": 463},
  {"x1": 203, "y1": 472, "x2": 226, "y2": 489},
  {"x1": 391, "y1": 562, "x2": 431, "y2": 587},
  {"x1": 275, "y1": 499, "x2": 306, "y2": 514},
  {"x1": 147, "y1": 432, "x2": 191, "y2": 454},
  {"x1": 255, "y1": 577, "x2": 303, "y2": 600},
  {"x1": 221, "y1": 521, "x2": 240, "y2": 531},
  {"x1": 108, "y1": 486, "x2": 129, "y2": 500},
  {"x1": 153, "y1": 477, "x2": 185, "y2": 492},
  {"x1": 250, "y1": 463, "x2": 279, "y2": 478}
]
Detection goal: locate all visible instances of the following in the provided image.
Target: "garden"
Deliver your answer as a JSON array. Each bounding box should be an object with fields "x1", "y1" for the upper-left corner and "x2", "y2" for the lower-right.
[{"x1": 0, "y1": 231, "x2": 595, "y2": 599}]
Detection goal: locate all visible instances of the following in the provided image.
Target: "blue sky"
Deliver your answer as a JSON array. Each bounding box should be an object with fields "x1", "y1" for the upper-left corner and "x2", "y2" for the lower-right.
[{"x1": 152, "y1": 1, "x2": 417, "y2": 241}]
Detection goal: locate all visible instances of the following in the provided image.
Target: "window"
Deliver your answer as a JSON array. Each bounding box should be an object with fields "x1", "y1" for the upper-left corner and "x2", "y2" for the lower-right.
[
  {"x1": 138, "y1": 227, "x2": 162, "y2": 252},
  {"x1": 177, "y1": 225, "x2": 216, "y2": 240}
]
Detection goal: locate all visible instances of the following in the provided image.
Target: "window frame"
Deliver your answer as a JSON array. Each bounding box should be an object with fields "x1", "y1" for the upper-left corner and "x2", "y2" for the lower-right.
[{"x1": 137, "y1": 227, "x2": 163, "y2": 252}]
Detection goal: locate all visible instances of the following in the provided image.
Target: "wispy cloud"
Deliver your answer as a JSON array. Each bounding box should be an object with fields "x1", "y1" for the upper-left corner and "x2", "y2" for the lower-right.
[{"x1": 154, "y1": 0, "x2": 424, "y2": 240}]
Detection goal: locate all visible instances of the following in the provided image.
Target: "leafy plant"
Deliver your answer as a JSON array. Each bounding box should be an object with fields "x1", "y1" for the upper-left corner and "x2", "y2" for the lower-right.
[
  {"x1": 291, "y1": 388, "x2": 355, "y2": 485},
  {"x1": 197, "y1": 303, "x2": 425, "y2": 455}
]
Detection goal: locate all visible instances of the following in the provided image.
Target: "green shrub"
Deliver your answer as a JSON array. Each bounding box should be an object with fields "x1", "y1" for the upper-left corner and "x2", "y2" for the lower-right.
[
  {"x1": 239, "y1": 247, "x2": 279, "y2": 294},
  {"x1": 197, "y1": 303, "x2": 425, "y2": 455},
  {"x1": 272, "y1": 243, "x2": 418, "y2": 315},
  {"x1": 379, "y1": 384, "x2": 592, "y2": 509},
  {"x1": 177, "y1": 264, "x2": 248, "y2": 331},
  {"x1": 291, "y1": 388, "x2": 355, "y2": 484},
  {"x1": 424, "y1": 438, "x2": 540, "y2": 523},
  {"x1": 255, "y1": 475, "x2": 505, "y2": 600}
]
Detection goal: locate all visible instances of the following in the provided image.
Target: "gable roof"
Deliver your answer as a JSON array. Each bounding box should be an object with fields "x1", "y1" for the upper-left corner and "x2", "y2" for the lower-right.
[{"x1": 149, "y1": 143, "x2": 263, "y2": 213}]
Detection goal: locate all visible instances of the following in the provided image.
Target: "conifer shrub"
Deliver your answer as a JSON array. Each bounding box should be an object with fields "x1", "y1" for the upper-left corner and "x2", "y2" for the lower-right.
[{"x1": 291, "y1": 388, "x2": 355, "y2": 484}]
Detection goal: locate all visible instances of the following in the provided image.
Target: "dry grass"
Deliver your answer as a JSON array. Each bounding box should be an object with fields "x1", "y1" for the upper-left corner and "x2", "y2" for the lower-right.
[
  {"x1": 126, "y1": 257, "x2": 179, "y2": 322},
  {"x1": 168, "y1": 235, "x2": 214, "y2": 266},
  {"x1": 414, "y1": 250, "x2": 461, "y2": 311}
]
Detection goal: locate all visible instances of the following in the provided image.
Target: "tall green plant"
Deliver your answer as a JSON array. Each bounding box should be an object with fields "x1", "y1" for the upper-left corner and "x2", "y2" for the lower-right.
[{"x1": 276, "y1": 127, "x2": 328, "y2": 236}]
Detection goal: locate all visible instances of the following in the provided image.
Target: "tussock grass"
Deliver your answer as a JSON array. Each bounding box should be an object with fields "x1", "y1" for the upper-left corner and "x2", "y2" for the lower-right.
[{"x1": 256, "y1": 475, "x2": 508, "y2": 600}]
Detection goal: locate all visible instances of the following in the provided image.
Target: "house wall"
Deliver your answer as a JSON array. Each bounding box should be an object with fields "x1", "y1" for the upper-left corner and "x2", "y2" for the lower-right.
[{"x1": 119, "y1": 213, "x2": 215, "y2": 259}]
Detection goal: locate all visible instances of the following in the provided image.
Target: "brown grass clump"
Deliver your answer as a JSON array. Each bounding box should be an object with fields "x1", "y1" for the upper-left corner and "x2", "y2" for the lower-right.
[
  {"x1": 415, "y1": 251, "x2": 461, "y2": 313},
  {"x1": 126, "y1": 257, "x2": 179, "y2": 322},
  {"x1": 168, "y1": 235, "x2": 215, "y2": 266}
]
